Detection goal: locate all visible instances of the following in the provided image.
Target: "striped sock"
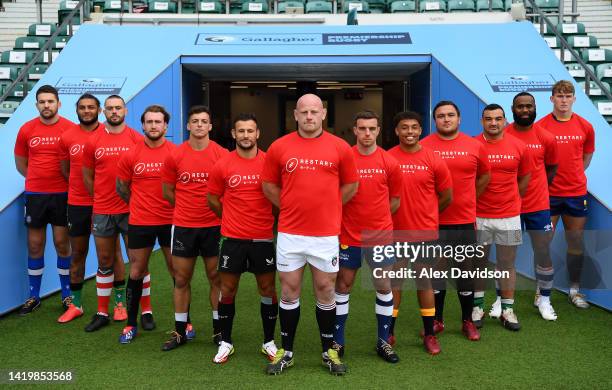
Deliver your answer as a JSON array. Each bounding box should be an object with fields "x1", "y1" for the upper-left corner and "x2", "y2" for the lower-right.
[
  {"x1": 389, "y1": 309, "x2": 398, "y2": 336},
  {"x1": 334, "y1": 292, "x2": 349, "y2": 346},
  {"x1": 501, "y1": 298, "x2": 514, "y2": 311},
  {"x1": 375, "y1": 292, "x2": 393, "y2": 344},
  {"x1": 473, "y1": 291, "x2": 485, "y2": 309},
  {"x1": 27, "y1": 256, "x2": 44, "y2": 299},
  {"x1": 140, "y1": 273, "x2": 152, "y2": 314},
  {"x1": 96, "y1": 268, "x2": 113, "y2": 316},
  {"x1": 260, "y1": 295, "x2": 278, "y2": 344},
  {"x1": 420, "y1": 307, "x2": 435, "y2": 336},
  {"x1": 57, "y1": 256, "x2": 71, "y2": 300},
  {"x1": 279, "y1": 298, "x2": 300, "y2": 353},
  {"x1": 315, "y1": 301, "x2": 336, "y2": 352},
  {"x1": 495, "y1": 277, "x2": 501, "y2": 298},
  {"x1": 536, "y1": 265, "x2": 554, "y2": 302}
]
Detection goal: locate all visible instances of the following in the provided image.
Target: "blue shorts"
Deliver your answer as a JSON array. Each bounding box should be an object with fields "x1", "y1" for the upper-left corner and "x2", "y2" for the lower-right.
[
  {"x1": 339, "y1": 244, "x2": 395, "y2": 270},
  {"x1": 521, "y1": 210, "x2": 553, "y2": 232},
  {"x1": 549, "y1": 195, "x2": 588, "y2": 218}
]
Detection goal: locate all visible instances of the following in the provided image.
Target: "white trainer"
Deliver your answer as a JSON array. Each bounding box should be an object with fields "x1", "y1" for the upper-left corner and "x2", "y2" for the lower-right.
[
  {"x1": 533, "y1": 293, "x2": 541, "y2": 308},
  {"x1": 213, "y1": 341, "x2": 234, "y2": 364},
  {"x1": 569, "y1": 292, "x2": 590, "y2": 309},
  {"x1": 489, "y1": 296, "x2": 501, "y2": 318},
  {"x1": 261, "y1": 340, "x2": 278, "y2": 361},
  {"x1": 538, "y1": 300, "x2": 558, "y2": 321},
  {"x1": 500, "y1": 308, "x2": 521, "y2": 331},
  {"x1": 471, "y1": 306, "x2": 485, "y2": 328}
]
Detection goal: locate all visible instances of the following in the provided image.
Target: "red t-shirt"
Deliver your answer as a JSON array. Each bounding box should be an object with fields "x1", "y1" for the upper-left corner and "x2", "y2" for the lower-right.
[
  {"x1": 340, "y1": 147, "x2": 402, "y2": 247},
  {"x1": 81, "y1": 126, "x2": 143, "y2": 214},
  {"x1": 476, "y1": 133, "x2": 531, "y2": 218},
  {"x1": 261, "y1": 131, "x2": 359, "y2": 237},
  {"x1": 421, "y1": 132, "x2": 490, "y2": 225},
  {"x1": 536, "y1": 113, "x2": 595, "y2": 197},
  {"x1": 14, "y1": 116, "x2": 74, "y2": 193},
  {"x1": 388, "y1": 145, "x2": 452, "y2": 241},
  {"x1": 58, "y1": 123, "x2": 104, "y2": 206},
  {"x1": 161, "y1": 140, "x2": 229, "y2": 228},
  {"x1": 208, "y1": 150, "x2": 274, "y2": 240},
  {"x1": 117, "y1": 140, "x2": 176, "y2": 226},
  {"x1": 505, "y1": 122, "x2": 559, "y2": 213}
]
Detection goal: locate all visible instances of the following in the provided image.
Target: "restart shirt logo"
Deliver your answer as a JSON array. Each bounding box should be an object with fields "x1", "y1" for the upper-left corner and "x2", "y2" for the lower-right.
[
  {"x1": 555, "y1": 135, "x2": 584, "y2": 145},
  {"x1": 358, "y1": 167, "x2": 387, "y2": 179},
  {"x1": 178, "y1": 171, "x2": 209, "y2": 184},
  {"x1": 69, "y1": 144, "x2": 84, "y2": 156},
  {"x1": 133, "y1": 162, "x2": 163, "y2": 176},
  {"x1": 399, "y1": 164, "x2": 429, "y2": 174},
  {"x1": 487, "y1": 154, "x2": 517, "y2": 164},
  {"x1": 228, "y1": 173, "x2": 261, "y2": 188},
  {"x1": 433, "y1": 150, "x2": 469, "y2": 159},
  {"x1": 285, "y1": 157, "x2": 335, "y2": 173},
  {"x1": 95, "y1": 146, "x2": 130, "y2": 159},
  {"x1": 29, "y1": 136, "x2": 60, "y2": 148}
]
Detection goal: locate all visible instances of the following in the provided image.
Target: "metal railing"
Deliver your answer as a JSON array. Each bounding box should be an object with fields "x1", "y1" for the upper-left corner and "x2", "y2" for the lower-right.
[
  {"x1": 524, "y1": 0, "x2": 612, "y2": 100},
  {"x1": 0, "y1": 0, "x2": 86, "y2": 104}
]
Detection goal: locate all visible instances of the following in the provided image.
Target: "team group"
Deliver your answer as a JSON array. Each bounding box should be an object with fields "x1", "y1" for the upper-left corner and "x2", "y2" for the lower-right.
[{"x1": 13, "y1": 80, "x2": 594, "y2": 375}]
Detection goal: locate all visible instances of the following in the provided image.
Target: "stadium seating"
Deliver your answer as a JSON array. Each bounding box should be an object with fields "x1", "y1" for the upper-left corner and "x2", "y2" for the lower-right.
[
  {"x1": 579, "y1": 80, "x2": 611, "y2": 101},
  {"x1": 596, "y1": 63, "x2": 612, "y2": 84},
  {"x1": 0, "y1": 80, "x2": 35, "y2": 99},
  {"x1": 58, "y1": 0, "x2": 81, "y2": 25},
  {"x1": 597, "y1": 100, "x2": 612, "y2": 120},
  {"x1": 534, "y1": 0, "x2": 558, "y2": 12},
  {"x1": 389, "y1": 0, "x2": 416, "y2": 12},
  {"x1": 565, "y1": 63, "x2": 595, "y2": 81},
  {"x1": 27, "y1": 65, "x2": 49, "y2": 80},
  {"x1": 476, "y1": 0, "x2": 504, "y2": 12},
  {"x1": 447, "y1": 0, "x2": 475, "y2": 12},
  {"x1": 147, "y1": 0, "x2": 178, "y2": 13},
  {"x1": 103, "y1": 0, "x2": 131, "y2": 12},
  {"x1": 539, "y1": 22, "x2": 586, "y2": 36},
  {"x1": 181, "y1": 1, "x2": 226, "y2": 13},
  {"x1": 305, "y1": 1, "x2": 333, "y2": 13},
  {"x1": 240, "y1": 0, "x2": 269, "y2": 13},
  {"x1": 14, "y1": 37, "x2": 48, "y2": 50},
  {"x1": 542, "y1": 35, "x2": 559, "y2": 48},
  {"x1": 27, "y1": 23, "x2": 57, "y2": 37},
  {"x1": 567, "y1": 35, "x2": 598, "y2": 49},
  {"x1": 581, "y1": 48, "x2": 612, "y2": 65},
  {"x1": 278, "y1": 1, "x2": 305, "y2": 13},
  {"x1": 0, "y1": 100, "x2": 20, "y2": 117},
  {"x1": 0, "y1": 65, "x2": 21, "y2": 81},
  {"x1": 419, "y1": 0, "x2": 446, "y2": 12},
  {"x1": 366, "y1": 0, "x2": 386, "y2": 13},
  {"x1": 342, "y1": 1, "x2": 370, "y2": 13}
]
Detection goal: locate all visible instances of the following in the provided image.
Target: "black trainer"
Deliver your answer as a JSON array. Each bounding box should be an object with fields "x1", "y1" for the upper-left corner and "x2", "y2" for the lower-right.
[
  {"x1": 162, "y1": 331, "x2": 186, "y2": 351},
  {"x1": 141, "y1": 313, "x2": 156, "y2": 331},
  {"x1": 85, "y1": 314, "x2": 110, "y2": 332},
  {"x1": 376, "y1": 339, "x2": 399, "y2": 363},
  {"x1": 19, "y1": 297, "x2": 41, "y2": 316}
]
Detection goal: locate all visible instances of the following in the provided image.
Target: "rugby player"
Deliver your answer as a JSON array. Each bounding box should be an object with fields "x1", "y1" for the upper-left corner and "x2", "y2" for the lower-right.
[
  {"x1": 537, "y1": 80, "x2": 595, "y2": 309},
  {"x1": 388, "y1": 111, "x2": 452, "y2": 355},
  {"x1": 420, "y1": 101, "x2": 490, "y2": 341},
  {"x1": 14, "y1": 85, "x2": 73, "y2": 315},
  {"x1": 161, "y1": 105, "x2": 228, "y2": 351},
  {"x1": 506, "y1": 92, "x2": 559, "y2": 320},
  {"x1": 116, "y1": 105, "x2": 176, "y2": 343},
  {"x1": 261, "y1": 94, "x2": 358, "y2": 375},
  {"x1": 207, "y1": 113, "x2": 278, "y2": 364},
  {"x1": 82, "y1": 95, "x2": 143, "y2": 332},
  {"x1": 473, "y1": 104, "x2": 531, "y2": 331},
  {"x1": 333, "y1": 110, "x2": 402, "y2": 363}
]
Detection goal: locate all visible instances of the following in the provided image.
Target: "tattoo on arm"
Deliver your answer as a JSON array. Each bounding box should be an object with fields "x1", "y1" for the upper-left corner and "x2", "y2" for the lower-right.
[{"x1": 116, "y1": 179, "x2": 131, "y2": 204}]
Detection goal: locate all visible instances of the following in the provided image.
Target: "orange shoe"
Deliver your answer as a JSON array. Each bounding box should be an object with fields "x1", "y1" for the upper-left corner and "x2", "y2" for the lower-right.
[
  {"x1": 57, "y1": 304, "x2": 84, "y2": 323},
  {"x1": 113, "y1": 302, "x2": 127, "y2": 321}
]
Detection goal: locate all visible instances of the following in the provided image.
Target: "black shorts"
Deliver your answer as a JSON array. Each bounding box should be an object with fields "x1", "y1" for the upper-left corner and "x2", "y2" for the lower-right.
[
  {"x1": 218, "y1": 237, "x2": 276, "y2": 274},
  {"x1": 171, "y1": 225, "x2": 220, "y2": 258},
  {"x1": 128, "y1": 224, "x2": 172, "y2": 249},
  {"x1": 24, "y1": 193, "x2": 68, "y2": 228},
  {"x1": 67, "y1": 204, "x2": 93, "y2": 237}
]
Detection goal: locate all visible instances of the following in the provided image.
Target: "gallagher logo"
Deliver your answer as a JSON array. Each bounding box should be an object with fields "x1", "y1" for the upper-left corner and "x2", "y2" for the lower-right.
[
  {"x1": 204, "y1": 36, "x2": 235, "y2": 43},
  {"x1": 69, "y1": 144, "x2": 82, "y2": 155},
  {"x1": 179, "y1": 172, "x2": 191, "y2": 183},
  {"x1": 285, "y1": 158, "x2": 299, "y2": 173},
  {"x1": 95, "y1": 148, "x2": 105, "y2": 159},
  {"x1": 29, "y1": 137, "x2": 41, "y2": 147},
  {"x1": 228, "y1": 174, "x2": 241, "y2": 188},
  {"x1": 134, "y1": 163, "x2": 146, "y2": 175}
]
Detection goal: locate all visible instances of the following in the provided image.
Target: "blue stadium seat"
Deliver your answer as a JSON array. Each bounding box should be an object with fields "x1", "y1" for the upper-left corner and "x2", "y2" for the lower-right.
[
  {"x1": 419, "y1": 0, "x2": 446, "y2": 12},
  {"x1": 27, "y1": 23, "x2": 57, "y2": 37},
  {"x1": 342, "y1": 1, "x2": 370, "y2": 13},
  {"x1": 448, "y1": 0, "x2": 474, "y2": 12},
  {"x1": 389, "y1": 0, "x2": 415, "y2": 12},
  {"x1": 306, "y1": 0, "x2": 333, "y2": 13}
]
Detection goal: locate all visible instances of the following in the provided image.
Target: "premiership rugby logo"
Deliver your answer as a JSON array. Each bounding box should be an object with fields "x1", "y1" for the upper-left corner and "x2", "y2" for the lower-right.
[
  {"x1": 285, "y1": 158, "x2": 299, "y2": 173},
  {"x1": 179, "y1": 172, "x2": 191, "y2": 183},
  {"x1": 29, "y1": 137, "x2": 41, "y2": 147},
  {"x1": 228, "y1": 174, "x2": 241, "y2": 188},
  {"x1": 95, "y1": 148, "x2": 105, "y2": 159},
  {"x1": 134, "y1": 163, "x2": 146, "y2": 175},
  {"x1": 69, "y1": 144, "x2": 82, "y2": 155}
]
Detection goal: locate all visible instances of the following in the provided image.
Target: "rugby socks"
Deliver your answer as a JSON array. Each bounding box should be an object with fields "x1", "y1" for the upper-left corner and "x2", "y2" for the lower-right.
[
  {"x1": 501, "y1": 298, "x2": 514, "y2": 311},
  {"x1": 334, "y1": 292, "x2": 350, "y2": 346},
  {"x1": 57, "y1": 255, "x2": 71, "y2": 300},
  {"x1": 389, "y1": 309, "x2": 399, "y2": 336},
  {"x1": 536, "y1": 265, "x2": 554, "y2": 303},
  {"x1": 96, "y1": 268, "x2": 113, "y2": 316},
  {"x1": 458, "y1": 291, "x2": 474, "y2": 321},
  {"x1": 212, "y1": 310, "x2": 220, "y2": 335},
  {"x1": 279, "y1": 298, "x2": 300, "y2": 353},
  {"x1": 218, "y1": 296, "x2": 235, "y2": 344},
  {"x1": 421, "y1": 307, "x2": 435, "y2": 337},
  {"x1": 473, "y1": 291, "x2": 485, "y2": 309},
  {"x1": 260, "y1": 295, "x2": 278, "y2": 344},
  {"x1": 70, "y1": 282, "x2": 83, "y2": 308},
  {"x1": 27, "y1": 256, "x2": 44, "y2": 299},
  {"x1": 315, "y1": 301, "x2": 336, "y2": 353},
  {"x1": 175, "y1": 312, "x2": 188, "y2": 338},
  {"x1": 433, "y1": 289, "x2": 446, "y2": 323},
  {"x1": 375, "y1": 292, "x2": 393, "y2": 345},
  {"x1": 140, "y1": 273, "x2": 152, "y2": 314},
  {"x1": 567, "y1": 252, "x2": 584, "y2": 285},
  {"x1": 126, "y1": 277, "x2": 143, "y2": 327},
  {"x1": 495, "y1": 277, "x2": 501, "y2": 298},
  {"x1": 113, "y1": 280, "x2": 126, "y2": 306}
]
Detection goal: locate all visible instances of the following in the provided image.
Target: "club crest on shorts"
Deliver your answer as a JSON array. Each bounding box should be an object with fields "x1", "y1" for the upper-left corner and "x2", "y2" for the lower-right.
[
  {"x1": 265, "y1": 258, "x2": 274, "y2": 265},
  {"x1": 331, "y1": 255, "x2": 338, "y2": 267},
  {"x1": 222, "y1": 255, "x2": 230, "y2": 268}
]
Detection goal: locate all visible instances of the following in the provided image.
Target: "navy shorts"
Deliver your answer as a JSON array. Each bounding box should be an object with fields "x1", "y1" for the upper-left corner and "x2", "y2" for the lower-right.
[
  {"x1": 521, "y1": 210, "x2": 554, "y2": 232},
  {"x1": 339, "y1": 244, "x2": 395, "y2": 270},
  {"x1": 549, "y1": 195, "x2": 588, "y2": 218}
]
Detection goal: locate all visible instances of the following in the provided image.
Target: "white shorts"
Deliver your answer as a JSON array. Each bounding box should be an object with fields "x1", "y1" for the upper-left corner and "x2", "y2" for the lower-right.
[
  {"x1": 276, "y1": 232, "x2": 339, "y2": 273},
  {"x1": 476, "y1": 215, "x2": 523, "y2": 246}
]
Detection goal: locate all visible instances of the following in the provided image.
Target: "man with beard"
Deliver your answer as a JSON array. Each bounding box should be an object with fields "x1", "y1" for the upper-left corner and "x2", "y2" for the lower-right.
[
  {"x1": 207, "y1": 113, "x2": 279, "y2": 364},
  {"x1": 14, "y1": 85, "x2": 74, "y2": 315},
  {"x1": 57, "y1": 93, "x2": 126, "y2": 323},
  {"x1": 537, "y1": 80, "x2": 595, "y2": 309},
  {"x1": 160, "y1": 105, "x2": 228, "y2": 351},
  {"x1": 82, "y1": 95, "x2": 143, "y2": 332},
  {"x1": 474, "y1": 104, "x2": 531, "y2": 331},
  {"x1": 116, "y1": 105, "x2": 177, "y2": 343},
  {"x1": 505, "y1": 92, "x2": 559, "y2": 321}
]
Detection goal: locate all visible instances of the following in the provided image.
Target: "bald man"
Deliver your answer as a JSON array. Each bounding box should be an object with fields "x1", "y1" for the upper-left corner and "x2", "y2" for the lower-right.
[{"x1": 262, "y1": 94, "x2": 359, "y2": 376}]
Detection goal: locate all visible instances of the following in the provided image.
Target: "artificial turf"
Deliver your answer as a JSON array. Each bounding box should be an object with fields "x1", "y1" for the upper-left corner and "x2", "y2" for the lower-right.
[{"x1": 1, "y1": 250, "x2": 610, "y2": 389}]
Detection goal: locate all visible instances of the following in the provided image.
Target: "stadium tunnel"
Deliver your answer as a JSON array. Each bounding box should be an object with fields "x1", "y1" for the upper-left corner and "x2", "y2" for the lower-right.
[{"x1": 0, "y1": 23, "x2": 611, "y2": 314}]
